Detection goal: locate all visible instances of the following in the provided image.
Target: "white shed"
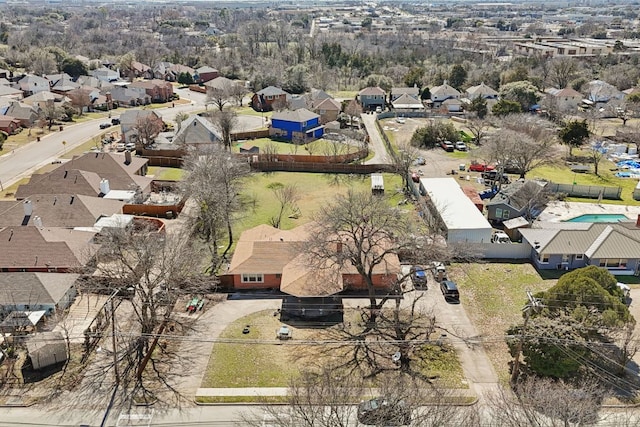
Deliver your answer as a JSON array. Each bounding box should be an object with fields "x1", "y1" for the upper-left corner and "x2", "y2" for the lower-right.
[
  {"x1": 420, "y1": 177, "x2": 492, "y2": 244},
  {"x1": 371, "y1": 173, "x2": 384, "y2": 195}
]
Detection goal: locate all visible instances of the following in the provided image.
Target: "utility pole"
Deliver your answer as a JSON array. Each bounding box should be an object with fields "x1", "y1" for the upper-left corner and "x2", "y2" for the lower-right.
[
  {"x1": 111, "y1": 296, "x2": 119, "y2": 386},
  {"x1": 510, "y1": 291, "x2": 543, "y2": 385}
]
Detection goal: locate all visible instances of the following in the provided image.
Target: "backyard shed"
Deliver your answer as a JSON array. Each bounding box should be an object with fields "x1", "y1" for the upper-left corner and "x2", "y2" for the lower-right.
[
  {"x1": 371, "y1": 173, "x2": 384, "y2": 195},
  {"x1": 420, "y1": 177, "x2": 493, "y2": 244},
  {"x1": 26, "y1": 331, "x2": 68, "y2": 370}
]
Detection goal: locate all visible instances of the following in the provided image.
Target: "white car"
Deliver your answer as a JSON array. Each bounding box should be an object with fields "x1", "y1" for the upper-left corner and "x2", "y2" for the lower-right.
[
  {"x1": 491, "y1": 231, "x2": 510, "y2": 244},
  {"x1": 455, "y1": 141, "x2": 467, "y2": 151},
  {"x1": 396, "y1": 116, "x2": 406, "y2": 124}
]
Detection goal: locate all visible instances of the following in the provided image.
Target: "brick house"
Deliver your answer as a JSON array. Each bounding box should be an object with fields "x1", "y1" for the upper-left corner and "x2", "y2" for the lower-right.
[
  {"x1": 0, "y1": 116, "x2": 22, "y2": 134},
  {"x1": 128, "y1": 79, "x2": 174, "y2": 103},
  {"x1": 251, "y1": 86, "x2": 289, "y2": 112}
]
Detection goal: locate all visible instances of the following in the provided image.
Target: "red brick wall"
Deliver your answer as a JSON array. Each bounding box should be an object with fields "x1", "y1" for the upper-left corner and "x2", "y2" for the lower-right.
[
  {"x1": 230, "y1": 274, "x2": 281, "y2": 290},
  {"x1": 342, "y1": 273, "x2": 396, "y2": 291}
]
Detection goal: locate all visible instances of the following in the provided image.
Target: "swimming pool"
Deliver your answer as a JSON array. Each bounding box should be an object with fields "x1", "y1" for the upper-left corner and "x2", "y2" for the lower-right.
[{"x1": 565, "y1": 214, "x2": 630, "y2": 223}]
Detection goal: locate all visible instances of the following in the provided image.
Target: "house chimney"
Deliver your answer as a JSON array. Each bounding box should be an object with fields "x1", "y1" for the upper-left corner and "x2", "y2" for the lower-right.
[
  {"x1": 23, "y1": 200, "x2": 33, "y2": 216},
  {"x1": 33, "y1": 216, "x2": 43, "y2": 229},
  {"x1": 124, "y1": 150, "x2": 132, "y2": 165},
  {"x1": 70, "y1": 195, "x2": 75, "y2": 204},
  {"x1": 99, "y1": 179, "x2": 110, "y2": 196},
  {"x1": 636, "y1": 214, "x2": 640, "y2": 228}
]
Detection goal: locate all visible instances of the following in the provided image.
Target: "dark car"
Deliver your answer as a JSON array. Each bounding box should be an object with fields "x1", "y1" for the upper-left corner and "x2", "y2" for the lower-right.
[
  {"x1": 99, "y1": 122, "x2": 111, "y2": 129},
  {"x1": 357, "y1": 397, "x2": 412, "y2": 426},
  {"x1": 440, "y1": 140, "x2": 454, "y2": 152},
  {"x1": 482, "y1": 170, "x2": 510, "y2": 184},
  {"x1": 440, "y1": 280, "x2": 460, "y2": 302},
  {"x1": 410, "y1": 265, "x2": 428, "y2": 288},
  {"x1": 111, "y1": 117, "x2": 121, "y2": 125}
]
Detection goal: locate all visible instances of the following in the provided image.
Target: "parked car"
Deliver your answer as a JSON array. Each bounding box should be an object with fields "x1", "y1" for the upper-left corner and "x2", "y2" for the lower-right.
[
  {"x1": 440, "y1": 280, "x2": 460, "y2": 302},
  {"x1": 396, "y1": 116, "x2": 406, "y2": 124},
  {"x1": 482, "y1": 170, "x2": 510, "y2": 184},
  {"x1": 111, "y1": 117, "x2": 120, "y2": 125},
  {"x1": 99, "y1": 122, "x2": 111, "y2": 129},
  {"x1": 375, "y1": 106, "x2": 383, "y2": 113},
  {"x1": 414, "y1": 156, "x2": 426, "y2": 165},
  {"x1": 455, "y1": 141, "x2": 467, "y2": 151},
  {"x1": 124, "y1": 142, "x2": 136, "y2": 151},
  {"x1": 357, "y1": 397, "x2": 411, "y2": 426},
  {"x1": 431, "y1": 262, "x2": 447, "y2": 281},
  {"x1": 115, "y1": 143, "x2": 126, "y2": 152},
  {"x1": 491, "y1": 230, "x2": 511, "y2": 244},
  {"x1": 469, "y1": 161, "x2": 495, "y2": 172},
  {"x1": 410, "y1": 265, "x2": 428, "y2": 288},
  {"x1": 440, "y1": 140, "x2": 454, "y2": 152}
]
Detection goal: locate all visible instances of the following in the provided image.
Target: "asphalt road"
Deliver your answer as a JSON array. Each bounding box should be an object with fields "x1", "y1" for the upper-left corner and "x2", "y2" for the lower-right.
[
  {"x1": 0, "y1": 87, "x2": 263, "y2": 190},
  {"x1": 361, "y1": 112, "x2": 392, "y2": 165}
]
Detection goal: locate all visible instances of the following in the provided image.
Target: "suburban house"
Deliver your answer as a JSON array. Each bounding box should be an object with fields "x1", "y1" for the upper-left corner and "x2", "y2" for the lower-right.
[
  {"x1": 195, "y1": 66, "x2": 219, "y2": 83},
  {"x1": 313, "y1": 97, "x2": 341, "y2": 124},
  {"x1": 129, "y1": 79, "x2": 174, "y2": 103},
  {"x1": 430, "y1": 81, "x2": 461, "y2": 108},
  {"x1": 269, "y1": 108, "x2": 324, "y2": 142},
  {"x1": 252, "y1": 86, "x2": 289, "y2": 112},
  {"x1": 442, "y1": 98, "x2": 463, "y2": 113},
  {"x1": 0, "y1": 84, "x2": 24, "y2": 101},
  {"x1": 520, "y1": 219, "x2": 640, "y2": 275},
  {"x1": 0, "y1": 226, "x2": 96, "y2": 272},
  {"x1": 0, "y1": 195, "x2": 124, "y2": 228},
  {"x1": 390, "y1": 86, "x2": 420, "y2": 102},
  {"x1": 465, "y1": 82, "x2": 499, "y2": 100},
  {"x1": 65, "y1": 87, "x2": 111, "y2": 112},
  {"x1": 486, "y1": 180, "x2": 547, "y2": 225},
  {"x1": 545, "y1": 87, "x2": 583, "y2": 112},
  {"x1": 109, "y1": 86, "x2": 150, "y2": 107},
  {"x1": 13, "y1": 74, "x2": 50, "y2": 97},
  {"x1": 1, "y1": 101, "x2": 40, "y2": 127},
  {"x1": 169, "y1": 64, "x2": 196, "y2": 81},
  {"x1": 203, "y1": 76, "x2": 235, "y2": 93},
  {"x1": 357, "y1": 86, "x2": 386, "y2": 111},
  {"x1": 173, "y1": 114, "x2": 222, "y2": 147},
  {"x1": 0, "y1": 273, "x2": 79, "y2": 316},
  {"x1": 130, "y1": 61, "x2": 152, "y2": 80},
  {"x1": 392, "y1": 93, "x2": 425, "y2": 111},
  {"x1": 0, "y1": 116, "x2": 22, "y2": 134},
  {"x1": 47, "y1": 73, "x2": 80, "y2": 94},
  {"x1": 15, "y1": 152, "x2": 152, "y2": 199},
  {"x1": 90, "y1": 67, "x2": 120, "y2": 83},
  {"x1": 222, "y1": 224, "x2": 401, "y2": 296},
  {"x1": 120, "y1": 109, "x2": 163, "y2": 144}
]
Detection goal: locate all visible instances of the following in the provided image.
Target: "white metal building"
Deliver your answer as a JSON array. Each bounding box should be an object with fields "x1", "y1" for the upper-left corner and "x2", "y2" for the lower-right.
[{"x1": 419, "y1": 177, "x2": 492, "y2": 244}]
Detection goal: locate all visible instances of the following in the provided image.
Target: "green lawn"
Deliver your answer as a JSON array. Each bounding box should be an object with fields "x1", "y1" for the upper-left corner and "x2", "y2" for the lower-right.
[
  {"x1": 234, "y1": 106, "x2": 274, "y2": 118},
  {"x1": 329, "y1": 90, "x2": 358, "y2": 99},
  {"x1": 452, "y1": 262, "x2": 555, "y2": 382},
  {"x1": 231, "y1": 138, "x2": 359, "y2": 156},
  {"x1": 201, "y1": 309, "x2": 467, "y2": 390},
  {"x1": 147, "y1": 167, "x2": 186, "y2": 181},
  {"x1": 235, "y1": 172, "x2": 405, "y2": 234}
]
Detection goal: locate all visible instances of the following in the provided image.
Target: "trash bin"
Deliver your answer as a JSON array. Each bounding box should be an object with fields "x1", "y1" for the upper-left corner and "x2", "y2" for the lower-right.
[
  {"x1": 459, "y1": 163, "x2": 466, "y2": 171},
  {"x1": 59, "y1": 125, "x2": 63, "y2": 131},
  {"x1": 36, "y1": 136, "x2": 40, "y2": 142}
]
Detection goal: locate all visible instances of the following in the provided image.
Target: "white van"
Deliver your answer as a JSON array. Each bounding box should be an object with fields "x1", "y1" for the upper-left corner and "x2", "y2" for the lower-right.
[{"x1": 491, "y1": 231, "x2": 510, "y2": 244}]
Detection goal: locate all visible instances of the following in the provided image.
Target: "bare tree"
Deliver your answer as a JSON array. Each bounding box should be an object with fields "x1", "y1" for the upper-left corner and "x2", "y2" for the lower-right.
[
  {"x1": 207, "y1": 110, "x2": 238, "y2": 150},
  {"x1": 586, "y1": 138, "x2": 606, "y2": 176},
  {"x1": 465, "y1": 118, "x2": 490, "y2": 146},
  {"x1": 262, "y1": 141, "x2": 279, "y2": 161},
  {"x1": 134, "y1": 115, "x2": 164, "y2": 148},
  {"x1": 181, "y1": 146, "x2": 250, "y2": 272},
  {"x1": 483, "y1": 115, "x2": 559, "y2": 179},
  {"x1": 549, "y1": 58, "x2": 578, "y2": 89},
  {"x1": 268, "y1": 183, "x2": 300, "y2": 229},
  {"x1": 486, "y1": 377, "x2": 604, "y2": 427},
  {"x1": 38, "y1": 103, "x2": 63, "y2": 131},
  {"x1": 69, "y1": 91, "x2": 93, "y2": 117},
  {"x1": 392, "y1": 142, "x2": 420, "y2": 194},
  {"x1": 174, "y1": 112, "x2": 189, "y2": 132},
  {"x1": 206, "y1": 81, "x2": 234, "y2": 112},
  {"x1": 344, "y1": 99, "x2": 363, "y2": 127},
  {"x1": 85, "y1": 223, "x2": 209, "y2": 406}
]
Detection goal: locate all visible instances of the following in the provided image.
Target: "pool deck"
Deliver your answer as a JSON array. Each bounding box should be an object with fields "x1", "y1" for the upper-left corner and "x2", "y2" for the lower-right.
[{"x1": 537, "y1": 201, "x2": 640, "y2": 223}]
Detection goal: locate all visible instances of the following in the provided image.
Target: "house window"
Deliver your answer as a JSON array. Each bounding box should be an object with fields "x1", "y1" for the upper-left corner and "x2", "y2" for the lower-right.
[
  {"x1": 241, "y1": 273, "x2": 264, "y2": 283},
  {"x1": 496, "y1": 208, "x2": 502, "y2": 218},
  {"x1": 562, "y1": 254, "x2": 570, "y2": 263},
  {"x1": 266, "y1": 95, "x2": 273, "y2": 100},
  {"x1": 539, "y1": 253, "x2": 550, "y2": 263},
  {"x1": 599, "y1": 259, "x2": 627, "y2": 268},
  {"x1": 502, "y1": 210, "x2": 510, "y2": 219},
  {"x1": 575, "y1": 254, "x2": 584, "y2": 260}
]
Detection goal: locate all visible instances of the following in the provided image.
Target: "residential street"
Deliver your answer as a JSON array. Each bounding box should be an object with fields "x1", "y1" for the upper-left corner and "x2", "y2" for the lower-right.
[
  {"x1": 361, "y1": 112, "x2": 393, "y2": 165},
  {"x1": 0, "y1": 87, "x2": 262, "y2": 190}
]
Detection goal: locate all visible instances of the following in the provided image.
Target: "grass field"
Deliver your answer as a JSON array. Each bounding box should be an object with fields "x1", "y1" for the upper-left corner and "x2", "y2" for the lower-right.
[
  {"x1": 329, "y1": 90, "x2": 358, "y2": 99},
  {"x1": 234, "y1": 106, "x2": 274, "y2": 118},
  {"x1": 147, "y1": 166, "x2": 186, "y2": 181},
  {"x1": 231, "y1": 138, "x2": 359, "y2": 155},
  {"x1": 201, "y1": 309, "x2": 467, "y2": 390},
  {"x1": 452, "y1": 262, "x2": 556, "y2": 382},
  {"x1": 235, "y1": 172, "x2": 405, "y2": 234}
]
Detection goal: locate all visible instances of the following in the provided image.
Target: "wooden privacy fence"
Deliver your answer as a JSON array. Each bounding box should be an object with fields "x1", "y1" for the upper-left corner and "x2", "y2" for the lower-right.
[
  {"x1": 546, "y1": 182, "x2": 622, "y2": 200},
  {"x1": 231, "y1": 129, "x2": 270, "y2": 141},
  {"x1": 249, "y1": 161, "x2": 393, "y2": 174},
  {"x1": 238, "y1": 148, "x2": 368, "y2": 164}
]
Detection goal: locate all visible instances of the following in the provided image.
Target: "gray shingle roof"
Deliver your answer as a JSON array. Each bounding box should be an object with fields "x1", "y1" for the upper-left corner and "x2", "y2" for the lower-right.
[
  {"x1": 256, "y1": 86, "x2": 287, "y2": 96},
  {"x1": 0, "y1": 272, "x2": 79, "y2": 306},
  {"x1": 271, "y1": 108, "x2": 319, "y2": 122}
]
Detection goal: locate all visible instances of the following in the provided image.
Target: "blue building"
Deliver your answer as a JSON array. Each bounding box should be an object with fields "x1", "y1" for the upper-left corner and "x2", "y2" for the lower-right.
[{"x1": 269, "y1": 108, "x2": 324, "y2": 143}]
